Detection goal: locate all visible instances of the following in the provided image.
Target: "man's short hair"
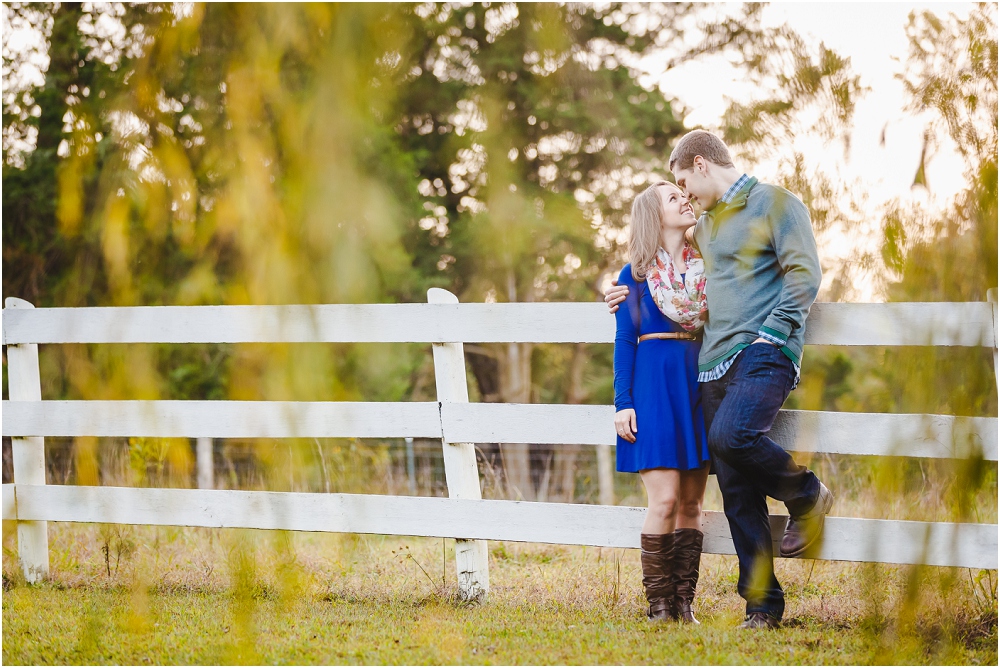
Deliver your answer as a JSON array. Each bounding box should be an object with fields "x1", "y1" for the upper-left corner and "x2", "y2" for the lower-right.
[{"x1": 668, "y1": 130, "x2": 735, "y2": 172}]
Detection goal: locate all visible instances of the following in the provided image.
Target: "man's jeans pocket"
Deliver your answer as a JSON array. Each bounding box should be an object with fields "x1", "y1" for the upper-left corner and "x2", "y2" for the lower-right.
[{"x1": 745, "y1": 341, "x2": 795, "y2": 394}]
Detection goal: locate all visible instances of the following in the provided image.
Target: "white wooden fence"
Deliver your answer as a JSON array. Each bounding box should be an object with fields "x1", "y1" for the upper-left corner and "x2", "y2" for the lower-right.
[{"x1": 3, "y1": 291, "x2": 998, "y2": 600}]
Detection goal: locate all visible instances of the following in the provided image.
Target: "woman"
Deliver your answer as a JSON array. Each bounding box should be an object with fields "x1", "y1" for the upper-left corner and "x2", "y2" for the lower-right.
[{"x1": 613, "y1": 180, "x2": 710, "y2": 624}]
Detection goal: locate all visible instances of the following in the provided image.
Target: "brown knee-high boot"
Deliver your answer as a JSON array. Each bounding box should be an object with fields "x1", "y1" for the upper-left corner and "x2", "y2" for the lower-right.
[
  {"x1": 673, "y1": 528, "x2": 704, "y2": 624},
  {"x1": 640, "y1": 533, "x2": 677, "y2": 621}
]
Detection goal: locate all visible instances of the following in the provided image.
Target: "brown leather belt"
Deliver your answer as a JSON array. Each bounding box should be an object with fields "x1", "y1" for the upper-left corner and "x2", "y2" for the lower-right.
[{"x1": 638, "y1": 332, "x2": 698, "y2": 342}]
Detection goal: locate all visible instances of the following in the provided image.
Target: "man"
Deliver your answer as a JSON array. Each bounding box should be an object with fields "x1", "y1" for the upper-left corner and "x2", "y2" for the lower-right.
[{"x1": 605, "y1": 130, "x2": 833, "y2": 629}]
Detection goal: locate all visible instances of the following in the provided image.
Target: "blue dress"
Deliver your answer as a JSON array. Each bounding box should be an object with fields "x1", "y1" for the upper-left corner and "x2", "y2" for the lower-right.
[{"x1": 613, "y1": 265, "x2": 710, "y2": 472}]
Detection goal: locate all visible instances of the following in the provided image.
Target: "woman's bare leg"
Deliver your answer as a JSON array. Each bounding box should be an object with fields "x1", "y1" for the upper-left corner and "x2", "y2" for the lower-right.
[
  {"x1": 639, "y1": 468, "x2": 681, "y2": 534},
  {"x1": 638, "y1": 468, "x2": 682, "y2": 620},
  {"x1": 676, "y1": 463, "x2": 710, "y2": 530},
  {"x1": 673, "y1": 463, "x2": 710, "y2": 623}
]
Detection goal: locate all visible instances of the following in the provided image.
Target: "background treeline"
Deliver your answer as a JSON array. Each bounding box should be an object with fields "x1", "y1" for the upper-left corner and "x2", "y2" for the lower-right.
[{"x1": 2, "y1": 3, "x2": 996, "y2": 506}]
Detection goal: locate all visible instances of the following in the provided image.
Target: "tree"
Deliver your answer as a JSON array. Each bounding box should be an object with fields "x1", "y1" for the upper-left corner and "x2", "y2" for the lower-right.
[
  {"x1": 3, "y1": 3, "x2": 689, "y2": 496},
  {"x1": 875, "y1": 4, "x2": 997, "y2": 425},
  {"x1": 889, "y1": 3, "x2": 997, "y2": 297},
  {"x1": 3, "y1": 5, "x2": 433, "y2": 489},
  {"x1": 380, "y1": 3, "x2": 700, "y2": 498}
]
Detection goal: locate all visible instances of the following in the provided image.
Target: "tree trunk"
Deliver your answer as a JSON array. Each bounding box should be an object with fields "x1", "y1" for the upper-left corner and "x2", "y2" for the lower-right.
[
  {"x1": 550, "y1": 342, "x2": 588, "y2": 503},
  {"x1": 499, "y1": 338, "x2": 533, "y2": 499},
  {"x1": 597, "y1": 442, "x2": 615, "y2": 506},
  {"x1": 499, "y1": 269, "x2": 534, "y2": 500},
  {"x1": 466, "y1": 346, "x2": 501, "y2": 403}
]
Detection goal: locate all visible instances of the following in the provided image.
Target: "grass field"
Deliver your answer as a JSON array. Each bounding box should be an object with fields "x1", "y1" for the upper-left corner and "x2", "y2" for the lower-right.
[{"x1": 3, "y1": 521, "x2": 997, "y2": 665}]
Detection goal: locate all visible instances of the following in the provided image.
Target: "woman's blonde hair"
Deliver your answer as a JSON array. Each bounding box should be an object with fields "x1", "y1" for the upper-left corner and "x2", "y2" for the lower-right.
[{"x1": 628, "y1": 181, "x2": 671, "y2": 281}]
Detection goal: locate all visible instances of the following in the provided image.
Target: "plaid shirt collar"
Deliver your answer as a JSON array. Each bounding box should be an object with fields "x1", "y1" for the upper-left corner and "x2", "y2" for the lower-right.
[
  {"x1": 720, "y1": 173, "x2": 750, "y2": 204},
  {"x1": 701, "y1": 174, "x2": 753, "y2": 221},
  {"x1": 700, "y1": 174, "x2": 755, "y2": 241}
]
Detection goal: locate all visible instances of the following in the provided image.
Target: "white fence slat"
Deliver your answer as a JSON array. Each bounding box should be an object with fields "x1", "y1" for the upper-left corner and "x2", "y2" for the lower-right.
[
  {"x1": 4, "y1": 298, "x2": 49, "y2": 583},
  {"x1": 770, "y1": 410, "x2": 998, "y2": 461},
  {"x1": 3, "y1": 484, "x2": 995, "y2": 570},
  {"x1": 803, "y1": 302, "x2": 994, "y2": 347},
  {"x1": 2, "y1": 296, "x2": 997, "y2": 580},
  {"x1": 440, "y1": 403, "x2": 999, "y2": 461},
  {"x1": 5, "y1": 401, "x2": 995, "y2": 461},
  {"x1": 821, "y1": 513, "x2": 997, "y2": 570},
  {"x1": 1, "y1": 303, "x2": 614, "y2": 345},
  {"x1": 4, "y1": 302, "x2": 995, "y2": 347},
  {"x1": 428, "y1": 288, "x2": 489, "y2": 601},
  {"x1": 442, "y1": 403, "x2": 612, "y2": 445},
  {"x1": 1, "y1": 400, "x2": 441, "y2": 439}
]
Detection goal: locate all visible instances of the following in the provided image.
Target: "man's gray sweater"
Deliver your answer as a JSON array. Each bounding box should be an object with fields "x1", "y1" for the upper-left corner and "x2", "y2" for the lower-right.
[{"x1": 692, "y1": 177, "x2": 822, "y2": 372}]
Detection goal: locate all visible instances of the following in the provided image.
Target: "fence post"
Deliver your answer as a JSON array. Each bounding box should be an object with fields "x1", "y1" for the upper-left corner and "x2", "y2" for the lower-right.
[
  {"x1": 4, "y1": 298, "x2": 49, "y2": 582},
  {"x1": 427, "y1": 288, "x2": 490, "y2": 601}
]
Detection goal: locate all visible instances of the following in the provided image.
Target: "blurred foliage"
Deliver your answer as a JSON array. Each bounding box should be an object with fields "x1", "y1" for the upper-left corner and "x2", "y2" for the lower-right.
[
  {"x1": 2, "y1": 7, "x2": 996, "y2": 656},
  {"x1": 0, "y1": 3, "x2": 700, "y2": 417},
  {"x1": 696, "y1": 2, "x2": 997, "y2": 425},
  {"x1": 2, "y1": 2, "x2": 709, "y2": 499},
  {"x1": 0, "y1": 0, "x2": 996, "y2": 542},
  {"x1": 899, "y1": 4, "x2": 998, "y2": 174}
]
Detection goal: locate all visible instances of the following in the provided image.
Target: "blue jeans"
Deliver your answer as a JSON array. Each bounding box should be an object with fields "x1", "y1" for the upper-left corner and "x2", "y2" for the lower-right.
[{"x1": 702, "y1": 342, "x2": 821, "y2": 619}]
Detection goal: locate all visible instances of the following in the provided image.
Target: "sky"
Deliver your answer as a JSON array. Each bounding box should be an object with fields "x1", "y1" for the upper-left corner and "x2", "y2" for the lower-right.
[
  {"x1": 3, "y1": 3, "x2": 986, "y2": 300},
  {"x1": 642, "y1": 2, "x2": 980, "y2": 300},
  {"x1": 3, "y1": 3, "x2": 977, "y2": 212},
  {"x1": 652, "y1": 2, "x2": 974, "y2": 211}
]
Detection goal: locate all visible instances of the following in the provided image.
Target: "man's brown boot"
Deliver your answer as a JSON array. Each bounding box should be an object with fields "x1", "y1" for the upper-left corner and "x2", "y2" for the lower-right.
[
  {"x1": 673, "y1": 528, "x2": 703, "y2": 624},
  {"x1": 640, "y1": 533, "x2": 677, "y2": 622},
  {"x1": 780, "y1": 481, "x2": 834, "y2": 558}
]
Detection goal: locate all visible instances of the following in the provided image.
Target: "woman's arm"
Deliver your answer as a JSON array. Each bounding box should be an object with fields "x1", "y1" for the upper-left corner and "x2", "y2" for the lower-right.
[
  {"x1": 613, "y1": 270, "x2": 640, "y2": 442},
  {"x1": 613, "y1": 268, "x2": 640, "y2": 408}
]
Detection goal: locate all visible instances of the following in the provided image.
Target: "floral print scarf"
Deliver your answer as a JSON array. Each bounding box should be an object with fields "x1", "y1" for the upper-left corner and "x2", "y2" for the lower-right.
[{"x1": 645, "y1": 244, "x2": 708, "y2": 332}]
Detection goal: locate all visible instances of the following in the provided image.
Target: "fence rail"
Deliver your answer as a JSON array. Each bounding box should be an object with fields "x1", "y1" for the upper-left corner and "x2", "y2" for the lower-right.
[
  {"x1": 2, "y1": 292, "x2": 998, "y2": 598},
  {"x1": 3, "y1": 400, "x2": 997, "y2": 460},
  {"x1": 3, "y1": 301, "x2": 995, "y2": 346},
  {"x1": 2, "y1": 484, "x2": 996, "y2": 570}
]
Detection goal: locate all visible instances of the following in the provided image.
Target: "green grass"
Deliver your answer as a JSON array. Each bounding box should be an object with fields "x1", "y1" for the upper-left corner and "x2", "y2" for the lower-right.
[{"x1": 3, "y1": 523, "x2": 997, "y2": 665}]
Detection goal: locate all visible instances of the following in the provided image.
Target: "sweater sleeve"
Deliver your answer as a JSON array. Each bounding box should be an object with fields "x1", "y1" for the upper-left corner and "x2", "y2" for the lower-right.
[
  {"x1": 613, "y1": 266, "x2": 641, "y2": 411},
  {"x1": 759, "y1": 190, "x2": 822, "y2": 345}
]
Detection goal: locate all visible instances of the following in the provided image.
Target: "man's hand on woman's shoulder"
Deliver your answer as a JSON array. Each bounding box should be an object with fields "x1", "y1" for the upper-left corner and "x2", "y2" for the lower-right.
[
  {"x1": 684, "y1": 226, "x2": 697, "y2": 247},
  {"x1": 605, "y1": 277, "x2": 629, "y2": 313}
]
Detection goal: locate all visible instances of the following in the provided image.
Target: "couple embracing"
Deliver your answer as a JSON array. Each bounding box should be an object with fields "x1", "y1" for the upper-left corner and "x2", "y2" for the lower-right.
[{"x1": 606, "y1": 130, "x2": 834, "y2": 629}]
